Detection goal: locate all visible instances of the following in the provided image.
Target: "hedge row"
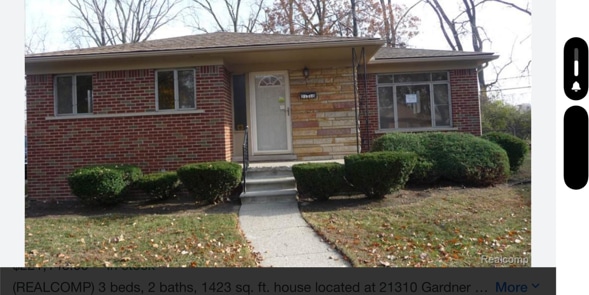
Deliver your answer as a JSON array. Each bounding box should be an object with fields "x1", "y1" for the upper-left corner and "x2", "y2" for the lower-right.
[
  {"x1": 481, "y1": 132, "x2": 529, "y2": 172},
  {"x1": 371, "y1": 132, "x2": 511, "y2": 186},
  {"x1": 67, "y1": 161, "x2": 242, "y2": 206},
  {"x1": 293, "y1": 151, "x2": 417, "y2": 200}
]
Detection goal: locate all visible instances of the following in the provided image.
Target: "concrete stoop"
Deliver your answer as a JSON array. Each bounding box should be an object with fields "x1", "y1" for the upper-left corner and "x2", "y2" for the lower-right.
[{"x1": 240, "y1": 167, "x2": 297, "y2": 203}]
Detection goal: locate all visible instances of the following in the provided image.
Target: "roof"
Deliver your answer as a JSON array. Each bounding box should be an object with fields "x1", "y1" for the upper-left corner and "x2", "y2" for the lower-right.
[
  {"x1": 26, "y1": 32, "x2": 383, "y2": 58},
  {"x1": 24, "y1": 32, "x2": 498, "y2": 74},
  {"x1": 373, "y1": 46, "x2": 498, "y2": 62}
]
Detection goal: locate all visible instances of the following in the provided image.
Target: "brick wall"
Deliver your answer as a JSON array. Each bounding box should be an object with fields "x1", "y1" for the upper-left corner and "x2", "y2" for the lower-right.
[
  {"x1": 359, "y1": 68, "x2": 482, "y2": 151},
  {"x1": 289, "y1": 67, "x2": 360, "y2": 160},
  {"x1": 448, "y1": 69, "x2": 482, "y2": 136},
  {"x1": 26, "y1": 65, "x2": 232, "y2": 200}
]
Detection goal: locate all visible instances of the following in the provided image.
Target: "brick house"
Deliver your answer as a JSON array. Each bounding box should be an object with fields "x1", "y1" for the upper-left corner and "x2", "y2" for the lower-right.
[{"x1": 25, "y1": 32, "x2": 497, "y2": 200}]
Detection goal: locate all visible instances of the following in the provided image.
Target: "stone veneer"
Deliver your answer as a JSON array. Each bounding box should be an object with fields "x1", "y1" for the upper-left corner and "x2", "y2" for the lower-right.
[{"x1": 288, "y1": 67, "x2": 360, "y2": 161}]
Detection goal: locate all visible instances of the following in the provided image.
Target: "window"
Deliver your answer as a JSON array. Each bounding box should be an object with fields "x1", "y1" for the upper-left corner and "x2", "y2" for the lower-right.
[
  {"x1": 55, "y1": 74, "x2": 93, "y2": 115},
  {"x1": 156, "y1": 69, "x2": 196, "y2": 110},
  {"x1": 377, "y1": 72, "x2": 451, "y2": 130}
]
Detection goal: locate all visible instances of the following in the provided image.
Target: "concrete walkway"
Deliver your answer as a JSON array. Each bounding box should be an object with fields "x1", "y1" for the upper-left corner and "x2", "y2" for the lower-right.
[{"x1": 238, "y1": 198, "x2": 350, "y2": 267}]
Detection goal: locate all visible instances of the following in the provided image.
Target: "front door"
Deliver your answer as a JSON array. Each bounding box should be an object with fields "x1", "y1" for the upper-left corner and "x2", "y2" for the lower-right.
[{"x1": 250, "y1": 71, "x2": 292, "y2": 154}]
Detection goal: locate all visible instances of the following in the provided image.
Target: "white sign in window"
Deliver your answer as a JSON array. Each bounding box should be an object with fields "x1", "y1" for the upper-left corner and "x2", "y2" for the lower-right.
[{"x1": 405, "y1": 94, "x2": 418, "y2": 104}]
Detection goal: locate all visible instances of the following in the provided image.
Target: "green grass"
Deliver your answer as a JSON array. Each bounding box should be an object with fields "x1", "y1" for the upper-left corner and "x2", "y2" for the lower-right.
[
  {"x1": 25, "y1": 213, "x2": 258, "y2": 267},
  {"x1": 25, "y1": 154, "x2": 532, "y2": 268},
  {"x1": 300, "y1": 154, "x2": 532, "y2": 267},
  {"x1": 301, "y1": 186, "x2": 530, "y2": 267}
]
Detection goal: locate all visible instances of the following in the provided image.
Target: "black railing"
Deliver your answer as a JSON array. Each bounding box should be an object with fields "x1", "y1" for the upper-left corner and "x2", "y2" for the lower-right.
[{"x1": 242, "y1": 126, "x2": 249, "y2": 193}]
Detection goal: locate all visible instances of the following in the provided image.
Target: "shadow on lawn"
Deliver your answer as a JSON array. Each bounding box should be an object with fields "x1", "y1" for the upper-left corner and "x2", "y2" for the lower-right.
[{"x1": 25, "y1": 188, "x2": 242, "y2": 218}]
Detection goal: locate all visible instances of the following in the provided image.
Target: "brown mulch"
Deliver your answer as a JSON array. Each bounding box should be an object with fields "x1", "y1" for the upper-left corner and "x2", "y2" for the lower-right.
[
  {"x1": 25, "y1": 189, "x2": 242, "y2": 218},
  {"x1": 26, "y1": 177, "x2": 530, "y2": 219}
]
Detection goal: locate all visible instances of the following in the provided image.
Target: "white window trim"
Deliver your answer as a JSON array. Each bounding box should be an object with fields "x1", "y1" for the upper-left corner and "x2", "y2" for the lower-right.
[
  {"x1": 376, "y1": 72, "x2": 452, "y2": 131},
  {"x1": 155, "y1": 68, "x2": 197, "y2": 111},
  {"x1": 54, "y1": 74, "x2": 93, "y2": 116}
]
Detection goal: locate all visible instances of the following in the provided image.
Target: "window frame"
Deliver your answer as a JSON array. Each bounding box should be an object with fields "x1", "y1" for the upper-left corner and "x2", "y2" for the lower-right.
[
  {"x1": 376, "y1": 71, "x2": 452, "y2": 131},
  {"x1": 155, "y1": 68, "x2": 197, "y2": 111},
  {"x1": 54, "y1": 73, "x2": 93, "y2": 116}
]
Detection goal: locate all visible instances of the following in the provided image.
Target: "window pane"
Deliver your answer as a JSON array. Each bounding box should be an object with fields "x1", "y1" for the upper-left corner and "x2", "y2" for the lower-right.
[
  {"x1": 233, "y1": 74, "x2": 247, "y2": 130},
  {"x1": 433, "y1": 84, "x2": 451, "y2": 126},
  {"x1": 377, "y1": 75, "x2": 393, "y2": 84},
  {"x1": 178, "y1": 70, "x2": 195, "y2": 109},
  {"x1": 395, "y1": 84, "x2": 431, "y2": 128},
  {"x1": 432, "y1": 72, "x2": 448, "y2": 81},
  {"x1": 157, "y1": 71, "x2": 175, "y2": 110},
  {"x1": 76, "y1": 75, "x2": 92, "y2": 114},
  {"x1": 378, "y1": 86, "x2": 395, "y2": 129},
  {"x1": 56, "y1": 76, "x2": 73, "y2": 114},
  {"x1": 394, "y1": 73, "x2": 431, "y2": 83}
]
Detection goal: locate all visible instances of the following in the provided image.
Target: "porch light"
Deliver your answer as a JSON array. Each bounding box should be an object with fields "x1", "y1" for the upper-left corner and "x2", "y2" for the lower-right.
[{"x1": 303, "y1": 66, "x2": 309, "y2": 79}]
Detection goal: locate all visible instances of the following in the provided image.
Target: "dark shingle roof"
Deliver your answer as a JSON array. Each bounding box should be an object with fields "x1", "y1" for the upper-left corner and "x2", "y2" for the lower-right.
[{"x1": 26, "y1": 32, "x2": 382, "y2": 58}]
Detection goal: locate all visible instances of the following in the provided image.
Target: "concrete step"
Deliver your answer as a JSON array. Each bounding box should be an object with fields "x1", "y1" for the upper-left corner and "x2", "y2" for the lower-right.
[
  {"x1": 240, "y1": 165, "x2": 298, "y2": 203},
  {"x1": 245, "y1": 176, "x2": 296, "y2": 192},
  {"x1": 240, "y1": 188, "x2": 298, "y2": 204},
  {"x1": 245, "y1": 167, "x2": 293, "y2": 179}
]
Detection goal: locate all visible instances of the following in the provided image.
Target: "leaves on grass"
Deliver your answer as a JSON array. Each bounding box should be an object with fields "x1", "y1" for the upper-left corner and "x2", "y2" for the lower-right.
[
  {"x1": 25, "y1": 214, "x2": 258, "y2": 267},
  {"x1": 302, "y1": 185, "x2": 531, "y2": 267}
]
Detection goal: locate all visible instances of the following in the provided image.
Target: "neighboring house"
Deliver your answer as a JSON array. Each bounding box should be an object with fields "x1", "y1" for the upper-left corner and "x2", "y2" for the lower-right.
[{"x1": 25, "y1": 32, "x2": 497, "y2": 200}]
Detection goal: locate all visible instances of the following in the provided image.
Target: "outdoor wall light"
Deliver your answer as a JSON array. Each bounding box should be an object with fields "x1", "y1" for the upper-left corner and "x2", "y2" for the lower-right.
[{"x1": 303, "y1": 66, "x2": 310, "y2": 79}]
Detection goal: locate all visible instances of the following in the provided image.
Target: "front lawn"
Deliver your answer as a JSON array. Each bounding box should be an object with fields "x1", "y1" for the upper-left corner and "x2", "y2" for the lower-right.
[
  {"x1": 25, "y1": 213, "x2": 259, "y2": 267},
  {"x1": 25, "y1": 154, "x2": 531, "y2": 268},
  {"x1": 299, "y1": 154, "x2": 532, "y2": 267}
]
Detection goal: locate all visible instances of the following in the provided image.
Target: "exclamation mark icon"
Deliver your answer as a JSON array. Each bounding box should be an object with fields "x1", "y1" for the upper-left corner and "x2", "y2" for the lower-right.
[
  {"x1": 564, "y1": 37, "x2": 587, "y2": 99},
  {"x1": 572, "y1": 48, "x2": 581, "y2": 91}
]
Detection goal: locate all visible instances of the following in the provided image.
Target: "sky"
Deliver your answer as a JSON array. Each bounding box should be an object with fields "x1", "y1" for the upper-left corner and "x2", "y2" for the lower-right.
[{"x1": 24, "y1": 0, "x2": 532, "y2": 106}]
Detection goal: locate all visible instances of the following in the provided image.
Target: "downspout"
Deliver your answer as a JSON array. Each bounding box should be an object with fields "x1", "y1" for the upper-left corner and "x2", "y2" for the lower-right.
[
  {"x1": 361, "y1": 47, "x2": 370, "y2": 151},
  {"x1": 352, "y1": 48, "x2": 360, "y2": 154}
]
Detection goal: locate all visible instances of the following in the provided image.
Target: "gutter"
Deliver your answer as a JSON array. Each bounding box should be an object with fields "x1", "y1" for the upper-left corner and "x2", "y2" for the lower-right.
[{"x1": 369, "y1": 54, "x2": 499, "y2": 65}]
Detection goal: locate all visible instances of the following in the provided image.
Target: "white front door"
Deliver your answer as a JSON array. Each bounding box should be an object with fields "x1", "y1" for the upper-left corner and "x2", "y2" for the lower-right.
[{"x1": 250, "y1": 71, "x2": 292, "y2": 154}]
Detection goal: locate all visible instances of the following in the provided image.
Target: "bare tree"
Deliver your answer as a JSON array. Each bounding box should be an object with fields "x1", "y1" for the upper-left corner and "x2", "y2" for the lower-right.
[
  {"x1": 424, "y1": 0, "x2": 531, "y2": 99},
  {"x1": 262, "y1": 0, "x2": 420, "y2": 45},
  {"x1": 66, "y1": 0, "x2": 184, "y2": 47},
  {"x1": 25, "y1": 22, "x2": 49, "y2": 54},
  {"x1": 188, "y1": 0, "x2": 266, "y2": 33}
]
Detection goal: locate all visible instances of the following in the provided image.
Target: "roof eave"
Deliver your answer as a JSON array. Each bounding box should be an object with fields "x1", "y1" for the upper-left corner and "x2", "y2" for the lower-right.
[
  {"x1": 369, "y1": 54, "x2": 499, "y2": 65},
  {"x1": 25, "y1": 39, "x2": 385, "y2": 64}
]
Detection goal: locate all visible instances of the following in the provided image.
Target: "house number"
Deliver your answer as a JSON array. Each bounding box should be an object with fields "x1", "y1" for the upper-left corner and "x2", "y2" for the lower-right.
[{"x1": 299, "y1": 92, "x2": 317, "y2": 100}]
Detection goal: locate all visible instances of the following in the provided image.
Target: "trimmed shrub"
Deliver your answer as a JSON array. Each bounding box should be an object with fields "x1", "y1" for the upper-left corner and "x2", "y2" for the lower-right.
[
  {"x1": 482, "y1": 132, "x2": 529, "y2": 172},
  {"x1": 84, "y1": 164, "x2": 143, "y2": 186},
  {"x1": 292, "y1": 162, "x2": 348, "y2": 201},
  {"x1": 371, "y1": 132, "x2": 510, "y2": 186},
  {"x1": 423, "y1": 132, "x2": 510, "y2": 186},
  {"x1": 371, "y1": 133, "x2": 436, "y2": 183},
  {"x1": 67, "y1": 166, "x2": 128, "y2": 205},
  {"x1": 344, "y1": 151, "x2": 417, "y2": 199},
  {"x1": 136, "y1": 171, "x2": 180, "y2": 200},
  {"x1": 177, "y1": 161, "x2": 242, "y2": 203}
]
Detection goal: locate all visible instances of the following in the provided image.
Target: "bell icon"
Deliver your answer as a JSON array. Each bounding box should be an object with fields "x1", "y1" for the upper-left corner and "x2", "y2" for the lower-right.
[{"x1": 572, "y1": 81, "x2": 581, "y2": 92}]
